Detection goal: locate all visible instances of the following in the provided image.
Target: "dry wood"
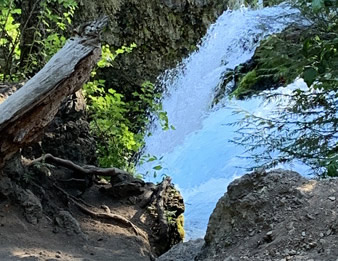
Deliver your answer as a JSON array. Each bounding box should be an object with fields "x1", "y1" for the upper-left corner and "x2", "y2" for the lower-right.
[{"x1": 0, "y1": 17, "x2": 108, "y2": 169}]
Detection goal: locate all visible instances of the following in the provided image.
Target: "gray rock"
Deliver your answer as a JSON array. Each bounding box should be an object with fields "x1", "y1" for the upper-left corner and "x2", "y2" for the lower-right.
[
  {"x1": 156, "y1": 239, "x2": 204, "y2": 261},
  {"x1": 0, "y1": 177, "x2": 13, "y2": 196},
  {"x1": 55, "y1": 211, "x2": 87, "y2": 240},
  {"x1": 16, "y1": 189, "x2": 43, "y2": 225}
]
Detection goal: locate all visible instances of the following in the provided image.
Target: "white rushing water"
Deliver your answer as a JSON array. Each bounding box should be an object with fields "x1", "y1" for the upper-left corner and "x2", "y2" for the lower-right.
[{"x1": 138, "y1": 4, "x2": 307, "y2": 239}]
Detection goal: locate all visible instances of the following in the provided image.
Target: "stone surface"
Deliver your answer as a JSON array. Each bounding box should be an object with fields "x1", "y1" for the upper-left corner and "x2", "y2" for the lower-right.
[
  {"x1": 196, "y1": 170, "x2": 338, "y2": 260},
  {"x1": 156, "y1": 239, "x2": 204, "y2": 261},
  {"x1": 75, "y1": 0, "x2": 229, "y2": 96},
  {"x1": 55, "y1": 211, "x2": 87, "y2": 239},
  {"x1": 157, "y1": 169, "x2": 338, "y2": 261}
]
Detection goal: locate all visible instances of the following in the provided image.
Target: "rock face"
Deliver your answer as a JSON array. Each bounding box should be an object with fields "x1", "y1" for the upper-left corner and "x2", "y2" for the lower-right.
[
  {"x1": 158, "y1": 169, "x2": 338, "y2": 261},
  {"x1": 157, "y1": 239, "x2": 204, "y2": 261},
  {"x1": 21, "y1": 91, "x2": 97, "y2": 165},
  {"x1": 75, "y1": 0, "x2": 229, "y2": 93},
  {"x1": 198, "y1": 169, "x2": 308, "y2": 260}
]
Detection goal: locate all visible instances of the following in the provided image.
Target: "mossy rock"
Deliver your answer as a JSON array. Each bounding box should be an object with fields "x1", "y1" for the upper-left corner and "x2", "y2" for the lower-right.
[
  {"x1": 229, "y1": 25, "x2": 311, "y2": 99},
  {"x1": 232, "y1": 70, "x2": 258, "y2": 98},
  {"x1": 176, "y1": 214, "x2": 185, "y2": 240}
]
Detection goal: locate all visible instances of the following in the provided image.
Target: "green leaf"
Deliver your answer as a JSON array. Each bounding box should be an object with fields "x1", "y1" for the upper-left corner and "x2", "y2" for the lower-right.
[
  {"x1": 153, "y1": 165, "x2": 162, "y2": 170},
  {"x1": 303, "y1": 67, "x2": 317, "y2": 86},
  {"x1": 312, "y1": 0, "x2": 324, "y2": 12},
  {"x1": 147, "y1": 156, "x2": 157, "y2": 162}
]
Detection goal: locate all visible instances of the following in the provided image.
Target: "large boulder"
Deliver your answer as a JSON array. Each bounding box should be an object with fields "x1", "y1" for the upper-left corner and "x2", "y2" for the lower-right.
[
  {"x1": 197, "y1": 169, "x2": 338, "y2": 260},
  {"x1": 158, "y1": 169, "x2": 338, "y2": 260}
]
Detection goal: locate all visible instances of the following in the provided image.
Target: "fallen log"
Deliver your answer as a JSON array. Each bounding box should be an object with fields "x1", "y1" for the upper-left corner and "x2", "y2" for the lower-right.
[{"x1": 0, "y1": 17, "x2": 108, "y2": 169}]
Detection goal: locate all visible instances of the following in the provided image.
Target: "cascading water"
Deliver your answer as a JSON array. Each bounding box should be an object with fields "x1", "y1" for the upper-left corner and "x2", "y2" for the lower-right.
[{"x1": 138, "y1": 4, "x2": 307, "y2": 239}]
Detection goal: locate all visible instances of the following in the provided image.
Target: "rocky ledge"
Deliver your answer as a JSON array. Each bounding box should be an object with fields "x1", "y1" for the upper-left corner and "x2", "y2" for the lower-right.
[{"x1": 158, "y1": 169, "x2": 338, "y2": 261}]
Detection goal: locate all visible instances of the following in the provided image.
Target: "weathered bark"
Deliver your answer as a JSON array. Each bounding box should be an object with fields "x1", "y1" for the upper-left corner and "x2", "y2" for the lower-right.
[{"x1": 0, "y1": 17, "x2": 108, "y2": 169}]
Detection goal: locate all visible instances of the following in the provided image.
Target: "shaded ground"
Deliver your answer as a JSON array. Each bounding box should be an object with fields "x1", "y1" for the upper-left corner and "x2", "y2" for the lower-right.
[
  {"x1": 0, "y1": 167, "x2": 184, "y2": 261},
  {"x1": 0, "y1": 187, "x2": 153, "y2": 261},
  {"x1": 0, "y1": 87, "x2": 184, "y2": 261}
]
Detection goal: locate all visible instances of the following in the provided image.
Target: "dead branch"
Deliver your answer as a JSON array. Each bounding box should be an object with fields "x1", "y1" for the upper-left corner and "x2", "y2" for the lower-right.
[
  {"x1": 29, "y1": 153, "x2": 130, "y2": 177},
  {"x1": 0, "y1": 17, "x2": 108, "y2": 169}
]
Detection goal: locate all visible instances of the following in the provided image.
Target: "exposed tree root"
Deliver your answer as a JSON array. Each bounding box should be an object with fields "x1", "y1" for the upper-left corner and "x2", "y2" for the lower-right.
[
  {"x1": 53, "y1": 184, "x2": 146, "y2": 238},
  {"x1": 27, "y1": 153, "x2": 130, "y2": 177}
]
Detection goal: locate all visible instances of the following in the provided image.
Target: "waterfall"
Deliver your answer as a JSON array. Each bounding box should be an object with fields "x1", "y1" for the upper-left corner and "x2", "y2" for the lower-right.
[{"x1": 138, "y1": 4, "x2": 306, "y2": 239}]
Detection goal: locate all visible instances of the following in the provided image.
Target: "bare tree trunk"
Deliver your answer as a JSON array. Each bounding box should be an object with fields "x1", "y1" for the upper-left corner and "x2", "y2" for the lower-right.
[{"x1": 0, "y1": 17, "x2": 108, "y2": 169}]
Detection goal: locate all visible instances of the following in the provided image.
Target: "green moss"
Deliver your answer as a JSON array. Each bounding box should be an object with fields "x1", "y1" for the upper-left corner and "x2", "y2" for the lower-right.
[
  {"x1": 232, "y1": 70, "x2": 257, "y2": 98},
  {"x1": 176, "y1": 214, "x2": 185, "y2": 240}
]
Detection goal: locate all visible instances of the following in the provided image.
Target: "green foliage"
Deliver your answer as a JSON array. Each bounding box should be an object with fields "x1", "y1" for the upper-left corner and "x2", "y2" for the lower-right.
[
  {"x1": 0, "y1": 0, "x2": 77, "y2": 81},
  {"x1": 137, "y1": 154, "x2": 167, "y2": 178},
  {"x1": 23, "y1": 0, "x2": 77, "y2": 75},
  {"x1": 84, "y1": 44, "x2": 170, "y2": 172},
  {"x1": 231, "y1": 1, "x2": 338, "y2": 176},
  {"x1": 232, "y1": 70, "x2": 258, "y2": 98},
  {"x1": 0, "y1": 0, "x2": 21, "y2": 80},
  {"x1": 230, "y1": 27, "x2": 309, "y2": 98}
]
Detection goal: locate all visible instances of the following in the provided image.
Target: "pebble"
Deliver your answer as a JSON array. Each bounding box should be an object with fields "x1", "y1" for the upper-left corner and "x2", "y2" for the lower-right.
[
  {"x1": 264, "y1": 230, "x2": 273, "y2": 242},
  {"x1": 266, "y1": 231, "x2": 273, "y2": 236},
  {"x1": 301, "y1": 231, "x2": 306, "y2": 237},
  {"x1": 326, "y1": 229, "x2": 332, "y2": 236},
  {"x1": 328, "y1": 196, "x2": 336, "y2": 201}
]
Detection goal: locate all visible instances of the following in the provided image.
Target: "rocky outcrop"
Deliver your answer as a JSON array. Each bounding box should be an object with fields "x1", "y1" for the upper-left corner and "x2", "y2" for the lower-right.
[
  {"x1": 157, "y1": 239, "x2": 204, "y2": 261},
  {"x1": 158, "y1": 169, "x2": 338, "y2": 261},
  {"x1": 75, "y1": 0, "x2": 229, "y2": 94},
  {"x1": 22, "y1": 91, "x2": 97, "y2": 166}
]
